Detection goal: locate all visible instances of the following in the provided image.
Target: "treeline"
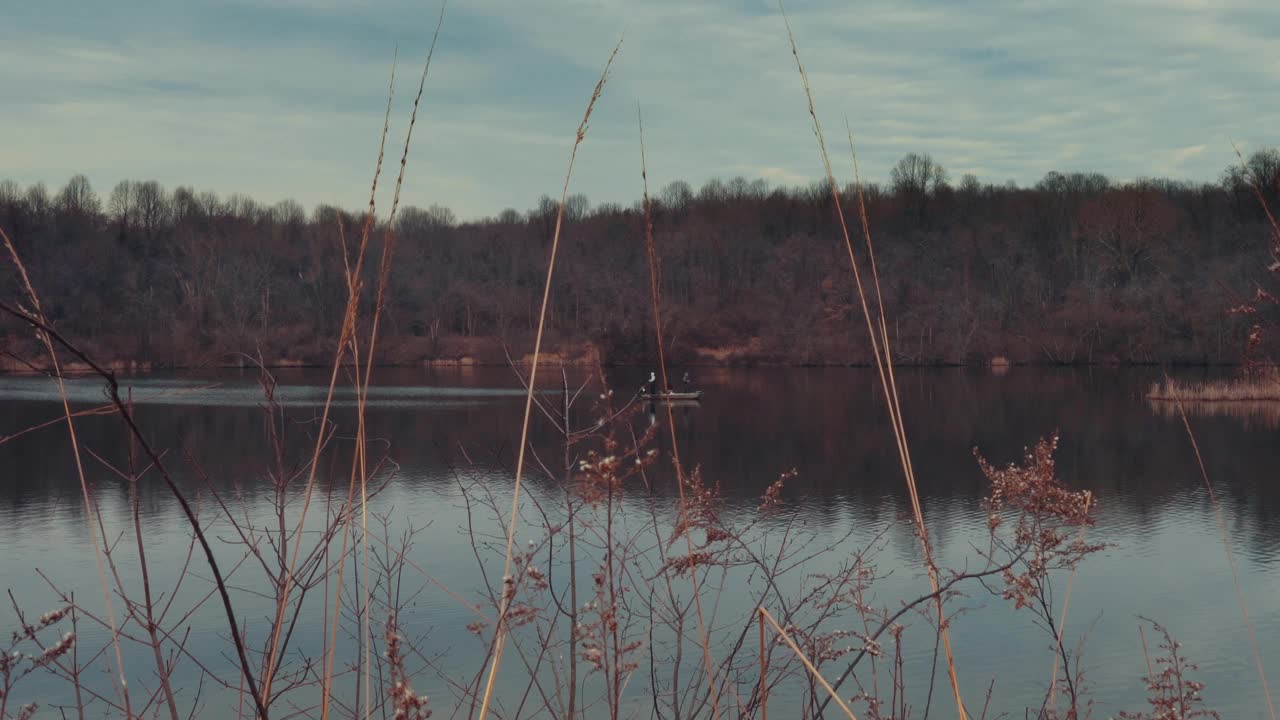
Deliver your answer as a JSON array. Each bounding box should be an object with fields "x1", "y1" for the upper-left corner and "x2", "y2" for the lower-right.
[{"x1": 2, "y1": 149, "x2": 1279, "y2": 368}]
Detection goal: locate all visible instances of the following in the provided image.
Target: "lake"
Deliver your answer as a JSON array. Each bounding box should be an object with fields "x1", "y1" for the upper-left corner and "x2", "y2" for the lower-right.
[{"x1": 1, "y1": 366, "x2": 1277, "y2": 718}]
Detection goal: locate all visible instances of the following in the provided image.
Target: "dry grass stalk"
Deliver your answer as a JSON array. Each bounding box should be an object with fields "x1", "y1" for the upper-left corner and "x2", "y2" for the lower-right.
[
  {"x1": 349, "y1": 10, "x2": 446, "y2": 717},
  {"x1": 320, "y1": 337, "x2": 370, "y2": 720},
  {"x1": 759, "y1": 609, "x2": 769, "y2": 720},
  {"x1": 1147, "y1": 371, "x2": 1280, "y2": 402},
  {"x1": 2, "y1": 19, "x2": 438, "y2": 717},
  {"x1": 264, "y1": 11, "x2": 444, "y2": 713},
  {"x1": 313, "y1": 91, "x2": 389, "y2": 720},
  {"x1": 1045, "y1": 491, "x2": 1093, "y2": 711},
  {"x1": 1119, "y1": 620, "x2": 1220, "y2": 719},
  {"x1": 260, "y1": 56, "x2": 397, "y2": 714},
  {"x1": 1, "y1": 238, "x2": 269, "y2": 718},
  {"x1": 757, "y1": 608, "x2": 858, "y2": 720},
  {"x1": 1, "y1": 229, "x2": 133, "y2": 718},
  {"x1": 778, "y1": 4, "x2": 966, "y2": 716},
  {"x1": 386, "y1": 615, "x2": 432, "y2": 720},
  {"x1": 1168, "y1": 383, "x2": 1276, "y2": 720},
  {"x1": 1, "y1": 600, "x2": 76, "y2": 719},
  {"x1": 357, "y1": 43, "x2": 402, "y2": 720},
  {"x1": 969, "y1": 433, "x2": 1104, "y2": 716},
  {"x1": 475, "y1": 36, "x2": 623, "y2": 720},
  {"x1": 637, "y1": 107, "x2": 720, "y2": 716}
]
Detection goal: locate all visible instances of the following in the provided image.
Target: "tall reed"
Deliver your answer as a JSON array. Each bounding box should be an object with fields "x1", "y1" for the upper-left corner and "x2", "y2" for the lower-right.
[
  {"x1": 638, "y1": 106, "x2": 720, "y2": 717},
  {"x1": 476, "y1": 36, "x2": 623, "y2": 720},
  {"x1": 777, "y1": 3, "x2": 966, "y2": 715},
  {"x1": 1168, "y1": 379, "x2": 1276, "y2": 720},
  {"x1": 1, "y1": 231, "x2": 132, "y2": 717}
]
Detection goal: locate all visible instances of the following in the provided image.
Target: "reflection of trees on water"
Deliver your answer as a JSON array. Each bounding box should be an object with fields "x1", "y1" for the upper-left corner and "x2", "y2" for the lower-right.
[
  {"x1": 1147, "y1": 398, "x2": 1280, "y2": 430},
  {"x1": 2, "y1": 367, "x2": 1278, "y2": 560}
]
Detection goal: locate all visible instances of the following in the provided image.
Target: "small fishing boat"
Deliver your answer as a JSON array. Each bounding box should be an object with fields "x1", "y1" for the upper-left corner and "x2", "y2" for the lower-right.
[{"x1": 641, "y1": 390, "x2": 703, "y2": 401}]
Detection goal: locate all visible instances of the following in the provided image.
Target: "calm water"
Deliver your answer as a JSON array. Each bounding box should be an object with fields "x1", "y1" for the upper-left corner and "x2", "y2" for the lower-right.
[{"x1": 1, "y1": 366, "x2": 1277, "y2": 718}]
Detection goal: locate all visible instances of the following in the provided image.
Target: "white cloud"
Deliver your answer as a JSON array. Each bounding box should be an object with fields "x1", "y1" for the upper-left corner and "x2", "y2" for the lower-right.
[
  {"x1": 752, "y1": 166, "x2": 810, "y2": 185},
  {"x1": 0, "y1": 0, "x2": 1277, "y2": 219},
  {"x1": 1156, "y1": 144, "x2": 1209, "y2": 176}
]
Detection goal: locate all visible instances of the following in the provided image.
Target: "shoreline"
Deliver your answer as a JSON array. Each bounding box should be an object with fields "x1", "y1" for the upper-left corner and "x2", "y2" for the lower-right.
[
  {"x1": 3, "y1": 332, "x2": 1263, "y2": 375},
  {"x1": 0, "y1": 355, "x2": 1262, "y2": 375}
]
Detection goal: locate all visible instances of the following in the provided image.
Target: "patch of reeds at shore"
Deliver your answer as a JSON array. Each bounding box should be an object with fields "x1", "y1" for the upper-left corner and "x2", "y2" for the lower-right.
[{"x1": 1147, "y1": 369, "x2": 1280, "y2": 402}]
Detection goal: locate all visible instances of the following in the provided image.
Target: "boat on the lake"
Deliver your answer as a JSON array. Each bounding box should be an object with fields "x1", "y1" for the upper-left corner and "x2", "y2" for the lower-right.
[{"x1": 641, "y1": 390, "x2": 703, "y2": 401}]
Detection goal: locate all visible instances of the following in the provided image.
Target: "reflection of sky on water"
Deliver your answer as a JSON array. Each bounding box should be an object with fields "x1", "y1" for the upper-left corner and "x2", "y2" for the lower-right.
[
  {"x1": 0, "y1": 367, "x2": 1277, "y2": 717},
  {"x1": 0, "y1": 374, "x2": 543, "y2": 407}
]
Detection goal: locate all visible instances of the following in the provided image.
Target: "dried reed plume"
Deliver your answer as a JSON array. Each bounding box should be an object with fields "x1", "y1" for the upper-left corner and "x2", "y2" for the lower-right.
[
  {"x1": 476, "y1": 35, "x2": 623, "y2": 720},
  {"x1": 386, "y1": 616, "x2": 433, "y2": 720},
  {"x1": 265, "y1": 6, "x2": 447, "y2": 713},
  {"x1": 637, "y1": 106, "x2": 720, "y2": 716},
  {"x1": 349, "y1": 7, "x2": 445, "y2": 717},
  {"x1": 778, "y1": 2, "x2": 966, "y2": 715},
  {"x1": 260, "y1": 49, "x2": 400, "y2": 716},
  {"x1": 1119, "y1": 620, "x2": 1220, "y2": 720}
]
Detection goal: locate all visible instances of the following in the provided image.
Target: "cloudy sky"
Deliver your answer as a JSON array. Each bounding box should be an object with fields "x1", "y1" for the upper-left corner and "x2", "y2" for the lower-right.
[{"x1": 3, "y1": 0, "x2": 1278, "y2": 220}]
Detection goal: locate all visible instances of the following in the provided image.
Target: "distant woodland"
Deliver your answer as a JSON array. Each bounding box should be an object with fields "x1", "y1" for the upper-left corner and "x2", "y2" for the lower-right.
[{"x1": 2, "y1": 149, "x2": 1279, "y2": 368}]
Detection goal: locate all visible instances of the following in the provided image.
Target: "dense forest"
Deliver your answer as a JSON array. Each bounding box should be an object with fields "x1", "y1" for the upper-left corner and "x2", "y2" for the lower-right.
[{"x1": 2, "y1": 149, "x2": 1279, "y2": 368}]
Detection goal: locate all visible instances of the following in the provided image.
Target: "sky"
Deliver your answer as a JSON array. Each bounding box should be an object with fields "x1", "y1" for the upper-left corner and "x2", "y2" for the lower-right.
[{"x1": 3, "y1": 0, "x2": 1279, "y2": 221}]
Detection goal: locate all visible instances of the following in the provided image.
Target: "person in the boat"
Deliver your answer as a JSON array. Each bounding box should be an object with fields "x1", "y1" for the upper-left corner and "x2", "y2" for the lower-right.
[
  {"x1": 648, "y1": 371, "x2": 657, "y2": 396},
  {"x1": 681, "y1": 371, "x2": 691, "y2": 390}
]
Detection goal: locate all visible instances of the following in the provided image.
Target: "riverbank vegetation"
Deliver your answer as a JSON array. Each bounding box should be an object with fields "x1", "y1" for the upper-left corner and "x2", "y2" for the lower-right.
[
  {"x1": 1148, "y1": 367, "x2": 1280, "y2": 402},
  {"x1": 2, "y1": 155, "x2": 1278, "y2": 369}
]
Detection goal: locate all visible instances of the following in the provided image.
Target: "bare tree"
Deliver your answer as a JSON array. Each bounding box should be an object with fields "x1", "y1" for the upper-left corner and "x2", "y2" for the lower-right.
[
  {"x1": 23, "y1": 183, "x2": 50, "y2": 218},
  {"x1": 564, "y1": 193, "x2": 590, "y2": 221},
  {"x1": 660, "y1": 180, "x2": 693, "y2": 212},
  {"x1": 891, "y1": 152, "x2": 949, "y2": 221},
  {"x1": 0, "y1": 180, "x2": 20, "y2": 205},
  {"x1": 1077, "y1": 185, "x2": 1181, "y2": 285},
  {"x1": 57, "y1": 175, "x2": 100, "y2": 217},
  {"x1": 108, "y1": 180, "x2": 137, "y2": 231},
  {"x1": 134, "y1": 180, "x2": 170, "y2": 240},
  {"x1": 426, "y1": 203, "x2": 456, "y2": 227},
  {"x1": 890, "y1": 152, "x2": 949, "y2": 197}
]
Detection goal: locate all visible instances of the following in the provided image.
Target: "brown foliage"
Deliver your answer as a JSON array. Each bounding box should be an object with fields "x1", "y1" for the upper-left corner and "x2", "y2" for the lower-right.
[{"x1": 4, "y1": 153, "x2": 1279, "y2": 367}]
